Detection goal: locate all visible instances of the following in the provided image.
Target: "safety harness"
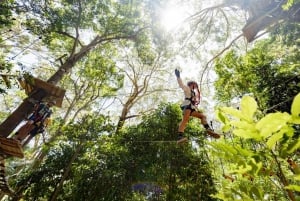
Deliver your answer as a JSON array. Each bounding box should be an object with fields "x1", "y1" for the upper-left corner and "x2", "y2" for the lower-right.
[{"x1": 185, "y1": 90, "x2": 197, "y2": 105}]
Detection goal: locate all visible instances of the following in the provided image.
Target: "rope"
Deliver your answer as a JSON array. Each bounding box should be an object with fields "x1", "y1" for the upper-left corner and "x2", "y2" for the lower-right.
[
  {"x1": 124, "y1": 138, "x2": 203, "y2": 143},
  {"x1": 8, "y1": 37, "x2": 42, "y2": 61},
  {"x1": 126, "y1": 140, "x2": 183, "y2": 144}
]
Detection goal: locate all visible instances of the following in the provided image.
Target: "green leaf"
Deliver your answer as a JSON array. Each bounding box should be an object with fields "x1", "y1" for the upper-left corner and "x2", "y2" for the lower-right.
[
  {"x1": 286, "y1": 137, "x2": 300, "y2": 154},
  {"x1": 210, "y1": 142, "x2": 238, "y2": 156},
  {"x1": 239, "y1": 183, "x2": 248, "y2": 195},
  {"x1": 250, "y1": 186, "x2": 262, "y2": 200},
  {"x1": 231, "y1": 120, "x2": 260, "y2": 140},
  {"x1": 235, "y1": 146, "x2": 254, "y2": 157},
  {"x1": 285, "y1": 185, "x2": 300, "y2": 192},
  {"x1": 233, "y1": 129, "x2": 260, "y2": 140},
  {"x1": 216, "y1": 108, "x2": 229, "y2": 124},
  {"x1": 266, "y1": 131, "x2": 284, "y2": 149},
  {"x1": 235, "y1": 164, "x2": 252, "y2": 174},
  {"x1": 240, "y1": 96, "x2": 257, "y2": 122},
  {"x1": 222, "y1": 124, "x2": 231, "y2": 132},
  {"x1": 231, "y1": 120, "x2": 256, "y2": 131},
  {"x1": 221, "y1": 107, "x2": 244, "y2": 120},
  {"x1": 294, "y1": 175, "x2": 300, "y2": 181},
  {"x1": 290, "y1": 116, "x2": 300, "y2": 124},
  {"x1": 282, "y1": 0, "x2": 300, "y2": 10},
  {"x1": 266, "y1": 126, "x2": 290, "y2": 149},
  {"x1": 280, "y1": 136, "x2": 300, "y2": 157},
  {"x1": 255, "y1": 112, "x2": 291, "y2": 138},
  {"x1": 291, "y1": 93, "x2": 300, "y2": 121},
  {"x1": 247, "y1": 158, "x2": 263, "y2": 176}
]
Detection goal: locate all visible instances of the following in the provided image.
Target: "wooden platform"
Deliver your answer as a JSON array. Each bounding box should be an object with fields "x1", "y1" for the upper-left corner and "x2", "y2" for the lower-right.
[
  {"x1": 0, "y1": 137, "x2": 24, "y2": 158},
  {"x1": 18, "y1": 76, "x2": 65, "y2": 107}
]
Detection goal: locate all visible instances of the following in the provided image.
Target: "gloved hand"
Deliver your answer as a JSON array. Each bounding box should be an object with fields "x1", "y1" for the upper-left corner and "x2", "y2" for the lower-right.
[{"x1": 175, "y1": 69, "x2": 180, "y2": 78}]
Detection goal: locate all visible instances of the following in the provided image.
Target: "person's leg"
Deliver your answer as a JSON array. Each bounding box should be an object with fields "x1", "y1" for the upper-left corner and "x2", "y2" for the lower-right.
[
  {"x1": 178, "y1": 109, "x2": 192, "y2": 133},
  {"x1": 190, "y1": 111, "x2": 220, "y2": 138},
  {"x1": 177, "y1": 108, "x2": 191, "y2": 143},
  {"x1": 13, "y1": 121, "x2": 34, "y2": 141},
  {"x1": 22, "y1": 135, "x2": 33, "y2": 146},
  {"x1": 190, "y1": 111, "x2": 209, "y2": 125}
]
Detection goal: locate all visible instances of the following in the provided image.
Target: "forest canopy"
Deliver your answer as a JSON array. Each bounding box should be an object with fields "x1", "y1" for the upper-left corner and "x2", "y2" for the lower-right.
[{"x1": 0, "y1": 0, "x2": 299, "y2": 200}]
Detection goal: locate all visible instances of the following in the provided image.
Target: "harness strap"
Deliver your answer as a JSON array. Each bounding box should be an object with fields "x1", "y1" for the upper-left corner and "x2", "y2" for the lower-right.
[
  {"x1": 186, "y1": 89, "x2": 196, "y2": 103},
  {"x1": 185, "y1": 97, "x2": 196, "y2": 105}
]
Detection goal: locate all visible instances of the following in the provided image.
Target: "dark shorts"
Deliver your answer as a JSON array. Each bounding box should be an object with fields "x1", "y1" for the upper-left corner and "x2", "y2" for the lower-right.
[
  {"x1": 180, "y1": 104, "x2": 196, "y2": 113},
  {"x1": 29, "y1": 126, "x2": 44, "y2": 137},
  {"x1": 28, "y1": 114, "x2": 42, "y2": 122}
]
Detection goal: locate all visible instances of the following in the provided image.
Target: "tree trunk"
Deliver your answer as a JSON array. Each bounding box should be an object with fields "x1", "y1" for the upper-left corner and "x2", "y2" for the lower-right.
[
  {"x1": 0, "y1": 90, "x2": 47, "y2": 137},
  {"x1": 47, "y1": 36, "x2": 100, "y2": 85},
  {"x1": 241, "y1": 0, "x2": 300, "y2": 42},
  {"x1": 0, "y1": 33, "x2": 131, "y2": 137},
  {"x1": 1, "y1": 32, "x2": 138, "y2": 199}
]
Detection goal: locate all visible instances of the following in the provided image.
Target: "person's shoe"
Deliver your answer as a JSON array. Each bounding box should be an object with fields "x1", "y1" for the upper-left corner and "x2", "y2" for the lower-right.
[
  {"x1": 177, "y1": 133, "x2": 188, "y2": 144},
  {"x1": 206, "y1": 129, "x2": 220, "y2": 139}
]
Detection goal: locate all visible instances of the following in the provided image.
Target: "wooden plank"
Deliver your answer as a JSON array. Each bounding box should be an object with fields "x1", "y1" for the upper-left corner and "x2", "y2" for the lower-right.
[
  {"x1": 0, "y1": 137, "x2": 24, "y2": 158},
  {"x1": 0, "y1": 76, "x2": 64, "y2": 137},
  {"x1": 33, "y1": 78, "x2": 65, "y2": 107},
  {"x1": 18, "y1": 77, "x2": 65, "y2": 107}
]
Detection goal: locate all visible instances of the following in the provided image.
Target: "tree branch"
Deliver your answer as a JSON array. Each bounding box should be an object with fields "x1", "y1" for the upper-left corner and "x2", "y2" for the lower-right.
[
  {"x1": 200, "y1": 33, "x2": 243, "y2": 88},
  {"x1": 55, "y1": 31, "x2": 84, "y2": 47},
  {"x1": 70, "y1": 0, "x2": 83, "y2": 56}
]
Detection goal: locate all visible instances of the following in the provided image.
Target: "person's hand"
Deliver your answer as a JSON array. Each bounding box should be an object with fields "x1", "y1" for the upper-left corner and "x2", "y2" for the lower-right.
[{"x1": 175, "y1": 69, "x2": 180, "y2": 78}]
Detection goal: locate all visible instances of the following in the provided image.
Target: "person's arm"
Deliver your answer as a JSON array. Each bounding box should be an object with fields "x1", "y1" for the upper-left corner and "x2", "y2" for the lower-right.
[{"x1": 175, "y1": 69, "x2": 188, "y2": 90}]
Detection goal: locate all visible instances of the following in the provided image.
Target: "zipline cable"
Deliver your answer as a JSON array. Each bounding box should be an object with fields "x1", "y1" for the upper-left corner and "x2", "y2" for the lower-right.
[{"x1": 8, "y1": 37, "x2": 42, "y2": 61}]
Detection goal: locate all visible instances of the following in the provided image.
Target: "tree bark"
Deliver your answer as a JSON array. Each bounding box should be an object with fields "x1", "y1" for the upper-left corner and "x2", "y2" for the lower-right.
[
  {"x1": 0, "y1": 90, "x2": 47, "y2": 137},
  {"x1": 0, "y1": 33, "x2": 137, "y2": 137}
]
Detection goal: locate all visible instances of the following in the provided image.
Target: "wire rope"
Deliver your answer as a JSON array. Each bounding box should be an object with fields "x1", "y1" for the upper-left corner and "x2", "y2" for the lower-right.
[{"x1": 8, "y1": 37, "x2": 42, "y2": 61}]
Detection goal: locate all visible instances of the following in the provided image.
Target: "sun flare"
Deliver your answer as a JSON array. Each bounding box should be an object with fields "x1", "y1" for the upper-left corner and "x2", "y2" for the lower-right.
[{"x1": 160, "y1": 5, "x2": 187, "y2": 31}]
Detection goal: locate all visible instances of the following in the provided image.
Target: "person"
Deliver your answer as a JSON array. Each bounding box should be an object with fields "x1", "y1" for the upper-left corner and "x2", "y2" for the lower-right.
[
  {"x1": 13, "y1": 100, "x2": 55, "y2": 144},
  {"x1": 175, "y1": 69, "x2": 220, "y2": 143},
  {"x1": 21, "y1": 116, "x2": 51, "y2": 146}
]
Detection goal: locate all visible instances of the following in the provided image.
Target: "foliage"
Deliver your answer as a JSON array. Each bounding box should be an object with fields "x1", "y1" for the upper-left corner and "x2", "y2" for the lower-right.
[
  {"x1": 211, "y1": 94, "x2": 300, "y2": 200},
  {"x1": 12, "y1": 114, "x2": 116, "y2": 200},
  {"x1": 270, "y1": 22, "x2": 300, "y2": 48},
  {"x1": 282, "y1": 0, "x2": 300, "y2": 10},
  {"x1": 213, "y1": 20, "x2": 300, "y2": 200},
  {"x1": 120, "y1": 103, "x2": 217, "y2": 201},
  {"x1": 1, "y1": 0, "x2": 299, "y2": 201},
  {"x1": 0, "y1": 58, "x2": 13, "y2": 93},
  {"x1": 15, "y1": 0, "x2": 146, "y2": 50},
  {"x1": 11, "y1": 103, "x2": 218, "y2": 201},
  {"x1": 214, "y1": 39, "x2": 300, "y2": 113},
  {"x1": 0, "y1": 0, "x2": 14, "y2": 28},
  {"x1": 59, "y1": 43, "x2": 124, "y2": 121},
  {"x1": 0, "y1": 0, "x2": 15, "y2": 93}
]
